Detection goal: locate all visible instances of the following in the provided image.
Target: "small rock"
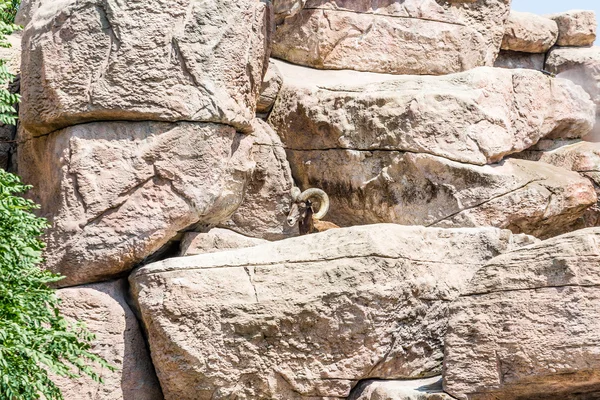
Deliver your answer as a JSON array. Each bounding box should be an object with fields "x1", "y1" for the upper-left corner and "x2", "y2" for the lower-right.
[
  {"x1": 547, "y1": 10, "x2": 597, "y2": 47},
  {"x1": 256, "y1": 61, "x2": 284, "y2": 115}
]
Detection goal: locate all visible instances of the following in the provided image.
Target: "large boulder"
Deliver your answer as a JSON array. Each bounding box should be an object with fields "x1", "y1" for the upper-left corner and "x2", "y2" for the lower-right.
[
  {"x1": 547, "y1": 10, "x2": 597, "y2": 47},
  {"x1": 288, "y1": 151, "x2": 597, "y2": 239},
  {"x1": 494, "y1": 51, "x2": 545, "y2": 70},
  {"x1": 130, "y1": 224, "x2": 535, "y2": 400},
  {"x1": 348, "y1": 377, "x2": 453, "y2": 400},
  {"x1": 546, "y1": 46, "x2": 600, "y2": 140},
  {"x1": 501, "y1": 11, "x2": 558, "y2": 53},
  {"x1": 271, "y1": 0, "x2": 512, "y2": 75},
  {"x1": 219, "y1": 120, "x2": 296, "y2": 240},
  {"x1": 444, "y1": 228, "x2": 600, "y2": 399},
  {"x1": 269, "y1": 61, "x2": 595, "y2": 166},
  {"x1": 20, "y1": 0, "x2": 271, "y2": 136},
  {"x1": 54, "y1": 280, "x2": 163, "y2": 400},
  {"x1": 18, "y1": 121, "x2": 254, "y2": 287}
]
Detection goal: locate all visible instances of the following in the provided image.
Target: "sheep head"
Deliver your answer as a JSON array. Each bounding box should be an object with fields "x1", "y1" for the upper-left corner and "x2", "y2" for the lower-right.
[{"x1": 286, "y1": 187, "x2": 330, "y2": 227}]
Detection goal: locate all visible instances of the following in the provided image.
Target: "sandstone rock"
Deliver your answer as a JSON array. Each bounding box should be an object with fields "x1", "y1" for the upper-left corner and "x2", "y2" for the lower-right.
[
  {"x1": 546, "y1": 46, "x2": 600, "y2": 140},
  {"x1": 494, "y1": 51, "x2": 545, "y2": 70},
  {"x1": 131, "y1": 224, "x2": 533, "y2": 400},
  {"x1": 55, "y1": 280, "x2": 163, "y2": 400},
  {"x1": 444, "y1": 228, "x2": 600, "y2": 400},
  {"x1": 219, "y1": 120, "x2": 296, "y2": 240},
  {"x1": 269, "y1": 61, "x2": 595, "y2": 166},
  {"x1": 18, "y1": 121, "x2": 254, "y2": 287},
  {"x1": 20, "y1": 0, "x2": 271, "y2": 136},
  {"x1": 547, "y1": 10, "x2": 597, "y2": 47},
  {"x1": 179, "y1": 228, "x2": 267, "y2": 256},
  {"x1": 288, "y1": 151, "x2": 596, "y2": 239},
  {"x1": 274, "y1": 0, "x2": 306, "y2": 25},
  {"x1": 256, "y1": 61, "x2": 284, "y2": 115},
  {"x1": 348, "y1": 377, "x2": 454, "y2": 400},
  {"x1": 272, "y1": 0, "x2": 511, "y2": 75},
  {"x1": 15, "y1": 0, "x2": 40, "y2": 27},
  {"x1": 501, "y1": 11, "x2": 558, "y2": 53}
]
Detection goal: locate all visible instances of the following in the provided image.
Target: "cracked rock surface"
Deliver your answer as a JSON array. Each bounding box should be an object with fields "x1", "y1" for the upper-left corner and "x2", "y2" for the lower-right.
[
  {"x1": 500, "y1": 11, "x2": 558, "y2": 53},
  {"x1": 271, "y1": 0, "x2": 511, "y2": 75},
  {"x1": 443, "y1": 227, "x2": 600, "y2": 400},
  {"x1": 18, "y1": 121, "x2": 254, "y2": 287},
  {"x1": 130, "y1": 224, "x2": 534, "y2": 400},
  {"x1": 20, "y1": 0, "x2": 271, "y2": 136}
]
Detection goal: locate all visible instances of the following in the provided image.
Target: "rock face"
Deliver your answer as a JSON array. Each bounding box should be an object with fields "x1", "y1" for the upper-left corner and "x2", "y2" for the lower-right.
[
  {"x1": 220, "y1": 120, "x2": 296, "y2": 240},
  {"x1": 271, "y1": 0, "x2": 511, "y2": 75},
  {"x1": 444, "y1": 228, "x2": 600, "y2": 400},
  {"x1": 274, "y1": 0, "x2": 306, "y2": 25},
  {"x1": 501, "y1": 11, "x2": 558, "y2": 53},
  {"x1": 289, "y1": 151, "x2": 596, "y2": 239},
  {"x1": 179, "y1": 228, "x2": 267, "y2": 256},
  {"x1": 20, "y1": 0, "x2": 271, "y2": 136},
  {"x1": 269, "y1": 61, "x2": 595, "y2": 166},
  {"x1": 494, "y1": 51, "x2": 545, "y2": 70},
  {"x1": 546, "y1": 46, "x2": 600, "y2": 140},
  {"x1": 547, "y1": 10, "x2": 597, "y2": 47},
  {"x1": 18, "y1": 121, "x2": 254, "y2": 287},
  {"x1": 256, "y1": 61, "x2": 284, "y2": 115},
  {"x1": 348, "y1": 377, "x2": 453, "y2": 400},
  {"x1": 54, "y1": 280, "x2": 163, "y2": 400},
  {"x1": 131, "y1": 225, "x2": 532, "y2": 400}
]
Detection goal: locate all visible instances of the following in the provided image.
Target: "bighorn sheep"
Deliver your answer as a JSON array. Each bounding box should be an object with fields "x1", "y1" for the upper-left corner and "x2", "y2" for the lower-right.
[{"x1": 286, "y1": 187, "x2": 340, "y2": 235}]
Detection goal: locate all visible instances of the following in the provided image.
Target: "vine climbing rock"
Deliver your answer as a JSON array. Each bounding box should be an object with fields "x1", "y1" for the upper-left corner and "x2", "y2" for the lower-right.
[
  {"x1": 20, "y1": 0, "x2": 271, "y2": 136},
  {"x1": 444, "y1": 228, "x2": 600, "y2": 399},
  {"x1": 272, "y1": 0, "x2": 512, "y2": 75},
  {"x1": 18, "y1": 121, "x2": 255, "y2": 287},
  {"x1": 130, "y1": 225, "x2": 536, "y2": 400}
]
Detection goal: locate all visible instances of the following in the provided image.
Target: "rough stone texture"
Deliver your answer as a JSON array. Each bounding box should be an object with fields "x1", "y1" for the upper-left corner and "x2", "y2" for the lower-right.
[
  {"x1": 501, "y1": 11, "x2": 558, "y2": 53},
  {"x1": 288, "y1": 151, "x2": 597, "y2": 239},
  {"x1": 271, "y1": 0, "x2": 511, "y2": 75},
  {"x1": 179, "y1": 228, "x2": 267, "y2": 256},
  {"x1": 131, "y1": 224, "x2": 535, "y2": 400},
  {"x1": 18, "y1": 121, "x2": 254, "y2": 287},
  {"x1": 20, "y1": 0, "x2": 271, "y2": 136},
  {"x1": 256, "y1": 61, "x2": 284, "y2": 115},
  {"x1": 494, "y1": 51, "x2": 545, "y2": 70},
  {"x1": 547, "y1": 10, "x2": 597, "y2": 47},
  {"x1": 220, "y1": 120, "x2": 296, "y2": 240},
  {"x1": 274, "y1": 0, "x2": 306, "y2": 25},
  {"x1": 546, "y1": 46, "x2": 600, "y2": 141},
  {"x1": 269, "y1": 61, "x2": 595, "y2": 166},
  {"x1": 348, "y1": 377, "x2": 454, "y2": 400},
  {"x1": 55, "y1": 280, "x2": 163, "y2": 400},
  {"x1": 444, "y1": 228, "x2": 600, "y2": 400},
  {"x1": 15, "y1": 0, "x2": 40, "y2": 27}
]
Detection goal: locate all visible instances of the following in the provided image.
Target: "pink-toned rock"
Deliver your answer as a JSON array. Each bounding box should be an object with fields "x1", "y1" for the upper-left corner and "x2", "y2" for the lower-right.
[
  {"x1": 501, "y1": 11, "x2": 558, "y2": 53},
  {"x1": 256, "y1": 61, "x2": 284, "y2": 115},
  {"x1": 272, "y1": 0, "x2": 511, "y2": 75},
  {"x1": 444, "y1": 228, "x2": 600, "y2": 399},
  {"x1": 20, "y1": 0, "x2": 271, "y2": 136},
  {"x1": 547, "y1": 10, "x2": 597, "y2": 47},
  {"x1": 18, "y1": 121, "x2": 254, "y2": 287},
  {"x1": 55, "y1": 280, "x2": 163, "y2": 400},
  {"x1": 179, "y1": 228, "x2": 267, "y2": 256}
]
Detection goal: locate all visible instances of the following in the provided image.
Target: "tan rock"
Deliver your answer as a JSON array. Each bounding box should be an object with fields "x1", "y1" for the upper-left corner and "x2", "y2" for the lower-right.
[
  {"x1": 546, "y1": 46, "x2": 600, "y2": 140},
  {"x1": 288, "y1": 151, "x2": 597, "y2": 239},
  {"x1": 274, "y1": 0, "x2": 306, "y2": 25},
  {"x1": 269, "y1": 61, "x2": 595, "y2": 166},
  {"x1": 20, "y1": 0, "x2": 271, "y2": 136},
  {"x1": 272, "y1": 0, "x2": 511, "y2": 75},
  {"x1": 548, "y1": 10, "x2": 597, "y2": 47},
  {"x1": 444, "y1": 228, "x2": 600, "y2": 400},
  {"x1": 219, "y1": 120, "x2": 297, "y2": 240},
  {"x1": 130, "y1": 224, "x2": 533, "y2": 400},
  {"x1": 501, "y1": 11, "x2": 558, "y2": 53},
  {"x1": 18, "y1": 121, "x2": 254, "y2": 287},
  {"x1": 15, "y1": 0, "x2": 40, "y2": 27},
  {"x1": 494, "y1": 51, "x2": 545, "y2": 70},
  {"x1": 179, "y1": 228, "x2": 267, "y2": 256},
  {"x1": 348, "y1": 377, "x2": 454, "y2": 400},
  {"x1": 256, "y1": 61, "x2": 284, "y2": 115},
  {"x1": 55, "y1": 280, "x2": 163, "y2": 400}
]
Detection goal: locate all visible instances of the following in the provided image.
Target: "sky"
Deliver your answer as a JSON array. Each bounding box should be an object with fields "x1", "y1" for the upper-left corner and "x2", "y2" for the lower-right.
[{"x1": 511, "y1": 0, "x2": 600, "y2": 44}]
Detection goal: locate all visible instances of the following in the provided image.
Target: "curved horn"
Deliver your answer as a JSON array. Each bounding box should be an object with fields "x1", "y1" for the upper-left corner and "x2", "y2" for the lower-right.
[
  {"x1": 298, "y1": 188, "x2": 330, "y2": 220},
  {"x1": 290, "y1": 187, "x2": 302, "y2": 202}
]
